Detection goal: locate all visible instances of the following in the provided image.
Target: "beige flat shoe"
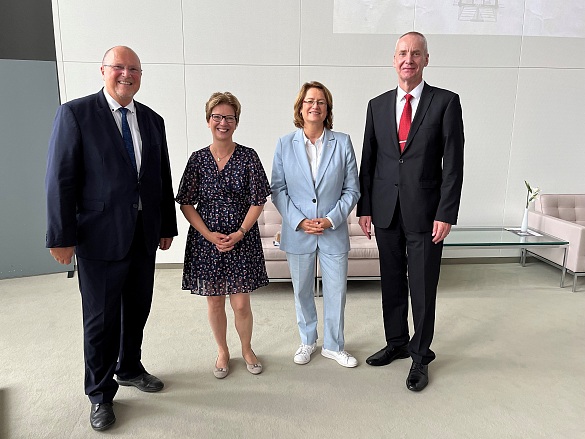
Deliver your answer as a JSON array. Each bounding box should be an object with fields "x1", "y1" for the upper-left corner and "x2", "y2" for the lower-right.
[
  {"x1": 213, "y1": 357, "x2": 229, "y2": 379},
  {"x1": 244, "y1": 351, "x2": 263, "y2": 375},
  {"x1": 246, "y1": 362, "x2": 263, "y2": 375}
]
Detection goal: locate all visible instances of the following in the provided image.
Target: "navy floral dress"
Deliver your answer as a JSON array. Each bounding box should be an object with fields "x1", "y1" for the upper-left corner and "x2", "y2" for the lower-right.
[{"x1": 176, "y1": 144, "x2": 271, "y2": 295}]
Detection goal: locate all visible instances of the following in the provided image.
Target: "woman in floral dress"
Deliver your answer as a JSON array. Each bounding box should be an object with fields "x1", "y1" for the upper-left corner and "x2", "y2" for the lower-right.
[{"x1": 176, "y1": 92, "x2": 270, "y2": 378}]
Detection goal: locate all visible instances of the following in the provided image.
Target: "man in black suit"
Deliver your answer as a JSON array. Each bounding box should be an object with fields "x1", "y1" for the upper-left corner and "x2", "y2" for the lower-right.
[
  {"x1": 46, "y1": 46, "x2": 177, "y2": 430},
  {"x1": 357, "y1": 32, "x2": 464, "y2": 391}
]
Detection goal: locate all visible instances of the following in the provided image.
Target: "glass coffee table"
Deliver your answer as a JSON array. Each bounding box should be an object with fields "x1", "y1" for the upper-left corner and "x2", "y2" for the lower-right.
[{"x1": 445, "y1": 227, "x2": 569, "y2": 287}]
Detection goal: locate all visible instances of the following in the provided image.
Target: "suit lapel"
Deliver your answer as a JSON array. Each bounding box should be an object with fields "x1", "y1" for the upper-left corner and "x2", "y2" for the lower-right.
[
  {"x1": 404, "y1": 82, "x2": 434, "y2": 152},
  {"x1": 292, "y1": 128, "x2": 315, "y2": 188},
  {"x1": 96, "y1": 90, "x2": 139, "y2": 174},
  {"x1": 135, "y1": 102, "x2": 150, "y2": 178},
  {"x1": 315, "y1": 128, "x2": 335, "y2": 188},
  {"x1": 382, "y1": 89, "x2": 399, "y2": 154}
]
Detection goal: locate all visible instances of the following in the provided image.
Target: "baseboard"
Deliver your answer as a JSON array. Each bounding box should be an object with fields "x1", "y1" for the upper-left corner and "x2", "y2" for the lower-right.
[{"x1": 155, "y1": 257, "x2": 520, "y2": 270}]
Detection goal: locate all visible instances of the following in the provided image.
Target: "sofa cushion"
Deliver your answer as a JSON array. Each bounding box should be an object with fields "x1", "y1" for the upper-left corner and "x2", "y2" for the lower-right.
[
  {"x1": 537, "y1": 194, "x2": 585, "y2": 226},
  {"x1": 348, "y1": 236, "x2": 379, "y2": 259},
  {"x1": 258, "y1": 200, "x2": 282, "y2": 237},
  {"x1": 261, "y1": 237, "x2": 287, "y2": 261}
]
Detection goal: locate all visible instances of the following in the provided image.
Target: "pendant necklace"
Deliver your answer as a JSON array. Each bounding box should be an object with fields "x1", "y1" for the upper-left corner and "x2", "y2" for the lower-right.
[{"x1": 212, "y1": 145, "x2": 234, "y2": 162}]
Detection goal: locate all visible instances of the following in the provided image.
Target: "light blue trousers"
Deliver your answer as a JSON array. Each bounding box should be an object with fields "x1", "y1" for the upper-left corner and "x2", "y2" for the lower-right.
[{"x1": 286, "y1": 250, "x2": 348, "y2": 351}]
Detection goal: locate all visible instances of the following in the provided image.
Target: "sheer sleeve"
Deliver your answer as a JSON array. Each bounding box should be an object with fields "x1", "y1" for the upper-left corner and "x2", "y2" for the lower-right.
[
  {"x1": 245, "y1": 147, "x2": 271, "y2": 205},
  {"x1": 175, "y1": 151, "x2": 200, "y2": 205}
]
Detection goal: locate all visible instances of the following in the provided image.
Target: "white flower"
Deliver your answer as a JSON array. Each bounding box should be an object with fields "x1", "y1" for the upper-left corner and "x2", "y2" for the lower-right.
[{"x1": 525, "y1": 181, "x2": 541, "y2": 208}]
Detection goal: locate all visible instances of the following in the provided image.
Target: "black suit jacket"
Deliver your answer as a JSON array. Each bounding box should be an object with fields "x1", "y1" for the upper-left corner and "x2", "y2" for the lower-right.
[
  {"x1": 46, "y1": 89, "x2": 177, "y2": 260},
  {"x1": 357, "y1": 82, "x2": 464, "y2": 231}
]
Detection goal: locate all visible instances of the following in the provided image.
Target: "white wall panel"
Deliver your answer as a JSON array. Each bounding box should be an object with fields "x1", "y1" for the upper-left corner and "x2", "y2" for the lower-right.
[
  {"x1": 55, "y1": 0, "x2": 184, "y2": 63},
  {"x1": 60, "y1": 61, "x2": 105, "y2": 102},
  {"x1": 416, "y1": 0, "x2": 525, "y2": 36},
  {"x1": 520, "y1": 37, "x2": 585, "y2": 68},
  {"x1": 182, "y1": 1, "x2": 301, "y2": 66},
  {"x1": 303, "y1": 0, "x2": 396, "y2": 67},
  {"x1": 524, "y1": 1, "x2": 585, "y2": 38},
  {"x1": 504, "y1": 68, "x2": 585, "y2": 225},
  {"x1": 333, "y1": 0, "x2": 415, "y2": 35},
  {"x1": 308, "y1": 1, "x2": 522, "y2": 68},
  {"x1": 426, "y1": 35, "x2": 522, "y2": 68}
]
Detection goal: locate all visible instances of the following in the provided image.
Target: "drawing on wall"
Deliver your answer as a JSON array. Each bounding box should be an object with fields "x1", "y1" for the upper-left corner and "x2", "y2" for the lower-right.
[
  {"x1": 457, "y1": 0, "x2": 498, "y2": 23},
  {"x1": 333, "y1": 0, "x2": 585, "y2": 38}
]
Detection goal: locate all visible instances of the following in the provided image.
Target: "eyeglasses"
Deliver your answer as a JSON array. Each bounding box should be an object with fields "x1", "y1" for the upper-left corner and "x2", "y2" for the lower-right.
[
  {"x1": 103, "y1": 64, "x2": 142, "y2": 75},
  {"x1": 210, "y1": 114, "x2": 237, "y2": 124},
  {"x1": 303, "y1": 100, "x2": 327, "y2": 107}
]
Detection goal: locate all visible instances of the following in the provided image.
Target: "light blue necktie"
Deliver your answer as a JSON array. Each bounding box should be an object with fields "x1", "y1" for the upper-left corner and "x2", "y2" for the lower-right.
[{"x1": 119, "y1": 107, "x2": 137, "y2": 172}]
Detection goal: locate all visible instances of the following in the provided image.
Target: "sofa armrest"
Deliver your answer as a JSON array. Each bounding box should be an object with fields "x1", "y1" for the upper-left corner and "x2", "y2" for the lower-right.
[{"x1": 528, "y1": 211, "x2": 585, "y2": 273}]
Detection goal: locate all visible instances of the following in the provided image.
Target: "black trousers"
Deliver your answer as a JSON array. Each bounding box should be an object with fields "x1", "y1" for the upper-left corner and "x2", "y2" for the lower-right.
[
  {"x1": 77, "y1": 214, "x2": 156, "y2": 403},
  {"x1": 375, "y1": 203, "x2": 443, "y2": 365}
]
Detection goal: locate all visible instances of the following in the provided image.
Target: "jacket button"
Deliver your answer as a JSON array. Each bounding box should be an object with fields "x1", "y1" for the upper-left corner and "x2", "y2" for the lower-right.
[
  {"x1": 399, "y1": 159, "x2": 404, "y2": 164},
  {"x1": 132, "y1": 203, "x2": 139, "y2": 209},
  {"x1": 312, "y1": 199, "x2": 316, "y2": 203}
]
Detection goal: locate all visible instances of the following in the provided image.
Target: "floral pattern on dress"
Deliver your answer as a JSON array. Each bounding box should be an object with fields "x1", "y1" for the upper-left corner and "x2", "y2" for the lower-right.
[{"x1": 176, "y1": 144, "x2": 271, "y2": 295}]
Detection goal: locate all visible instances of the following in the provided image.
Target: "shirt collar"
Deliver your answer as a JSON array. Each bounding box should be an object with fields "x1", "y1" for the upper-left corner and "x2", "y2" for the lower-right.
[
  {"x1": 303, "y1": 129, "x2": 325, "y2": 147},
  {"x1": 102, "y1": 88, "x2": 136, "y2": 114},
  {"x1": 397, "y1": 81, "x2": 424, "y2": 102}
]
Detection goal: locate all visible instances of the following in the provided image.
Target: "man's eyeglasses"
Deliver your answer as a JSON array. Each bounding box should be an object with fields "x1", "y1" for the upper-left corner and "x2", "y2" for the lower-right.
[
  {"x1": 303, "y1": 100, "x2": 327, "y2": 107},
  {"x1": 103, "y1": 65, "x2": 142, "y2": 75},
  {"x1": 210, "y1": 114, "x2": 237, "y2": 124}
]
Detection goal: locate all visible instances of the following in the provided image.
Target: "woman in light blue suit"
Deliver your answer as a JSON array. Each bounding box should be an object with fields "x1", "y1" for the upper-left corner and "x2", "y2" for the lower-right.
[{"x1": 271, "y1": 81, "x2": 360, "y2": 367}]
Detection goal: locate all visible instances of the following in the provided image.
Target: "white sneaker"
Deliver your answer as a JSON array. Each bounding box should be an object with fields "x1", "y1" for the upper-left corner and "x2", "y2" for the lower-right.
[
  {"x1": 321, "y1": 348, "x2": 358, "y2": 368},
  {"x1": 293, "y1": 343, "x2": 317, "y2": 365}
]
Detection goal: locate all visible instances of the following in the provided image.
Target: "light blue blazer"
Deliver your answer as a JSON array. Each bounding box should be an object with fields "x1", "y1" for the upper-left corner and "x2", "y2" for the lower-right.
[{"x1": 271, "y1": 128, "x2": 360, "y2": 255}]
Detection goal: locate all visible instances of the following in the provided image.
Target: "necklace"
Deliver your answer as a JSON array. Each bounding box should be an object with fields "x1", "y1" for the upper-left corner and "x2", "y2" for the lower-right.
[{"x1": 211, "y1": 145, "x2": 235, "y2": 162}]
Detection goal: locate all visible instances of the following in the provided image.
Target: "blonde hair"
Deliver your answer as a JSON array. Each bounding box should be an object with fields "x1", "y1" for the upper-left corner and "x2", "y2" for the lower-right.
[{"x1": 205, "y1": 92, "x2": 241, "y2": 125}]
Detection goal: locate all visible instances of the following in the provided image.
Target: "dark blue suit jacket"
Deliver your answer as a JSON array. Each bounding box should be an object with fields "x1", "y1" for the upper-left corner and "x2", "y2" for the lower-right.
[{"x1": 46, "y1": 89, "x2": 177, "y2": 260}]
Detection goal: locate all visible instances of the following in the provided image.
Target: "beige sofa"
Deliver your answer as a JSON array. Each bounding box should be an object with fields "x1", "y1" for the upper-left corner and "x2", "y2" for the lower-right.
[
  {"x1": 316, "y1": 208, "x2": 380, "y2": 281},
  {"x1": 257, "y1": 200, "x2": 292, "y2": 281},
  {"x1": 257, "y1": 200, "x2": 380, "y2": 286},
  {"x1": 527, "y1": 194, "x2": 585, "y2": 291}
]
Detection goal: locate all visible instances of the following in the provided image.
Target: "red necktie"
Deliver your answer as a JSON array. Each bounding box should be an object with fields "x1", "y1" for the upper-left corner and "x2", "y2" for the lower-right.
[{"x1": 398, "y1": 94, "x2": 412, "y2": 153}]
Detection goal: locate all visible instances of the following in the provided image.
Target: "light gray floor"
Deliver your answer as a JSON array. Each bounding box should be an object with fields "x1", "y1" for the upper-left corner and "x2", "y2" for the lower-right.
[{"x1": 1, "y1": 261, "x2": 584, "y2": 439}]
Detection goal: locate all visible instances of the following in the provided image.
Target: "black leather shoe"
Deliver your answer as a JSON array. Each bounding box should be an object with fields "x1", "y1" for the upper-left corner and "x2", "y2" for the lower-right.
[
  {"x1": 90, "y1": 403, "x2": 115, "y2": 431},
  {"x1": 406, "y1": 362, "x2": 429, "y2": 392},
  {"x1": 366, "y1": 345, "x2": 410, "y2": 366},
  {"x1": 117, "y1": 372, "x2": 164, "y2": 392}
]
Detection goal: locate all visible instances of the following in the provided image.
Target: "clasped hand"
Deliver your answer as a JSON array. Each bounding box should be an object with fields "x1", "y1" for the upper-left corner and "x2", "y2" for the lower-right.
[
  {"x1": 300, "y1": 218, "x2": 331, "y2": 235},
  {"x1": 208, "y1": 231, "x2": 243, "y2": 252}
]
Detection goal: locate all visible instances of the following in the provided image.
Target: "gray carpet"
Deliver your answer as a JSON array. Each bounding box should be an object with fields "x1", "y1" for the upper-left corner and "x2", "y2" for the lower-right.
[{"x1": 1, "y1": 262, "x2": 584, "y2": 438}]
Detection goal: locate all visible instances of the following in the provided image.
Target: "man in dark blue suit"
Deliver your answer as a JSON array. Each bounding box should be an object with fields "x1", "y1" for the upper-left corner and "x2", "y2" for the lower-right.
[
  {"x1": 46, "y1": 46, "x2": 177, "y2": 430},
  {"x1": 358, "y1": 32, "x2": 464, "y2": 391}
]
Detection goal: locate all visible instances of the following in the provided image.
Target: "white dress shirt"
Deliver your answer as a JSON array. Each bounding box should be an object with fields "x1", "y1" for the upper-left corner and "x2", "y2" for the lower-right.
[
  {"x1": 103, "y1": 89, "x2": 143, "y2": 173},
  {"x1": 303, "y1": 130, "x2": 335, "y2": 229},
  {"x1": 303, "y1": 130, "x2": 325, "y2": 182},
  {"x1": 395, "y1": 81, "x2": 425, "y2": 132}
]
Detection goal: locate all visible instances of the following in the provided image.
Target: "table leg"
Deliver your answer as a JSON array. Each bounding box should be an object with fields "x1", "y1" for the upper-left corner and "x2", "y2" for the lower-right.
[{"x1": 561, "y1": 247, "x2": 567, "y2": 288}]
